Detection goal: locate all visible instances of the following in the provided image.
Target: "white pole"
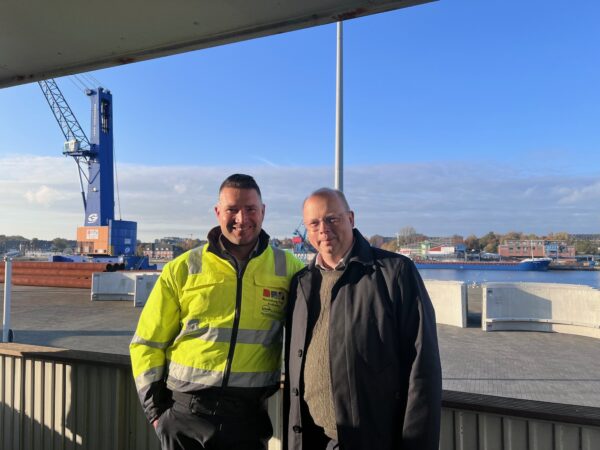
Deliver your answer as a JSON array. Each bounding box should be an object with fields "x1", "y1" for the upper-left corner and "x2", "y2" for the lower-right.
[
  {"x1": 2, "y1": 257, "x2": 12, "y2": 343},
  {"x1": 335, "y1": 21, "x2": 344, "y2": 192}
]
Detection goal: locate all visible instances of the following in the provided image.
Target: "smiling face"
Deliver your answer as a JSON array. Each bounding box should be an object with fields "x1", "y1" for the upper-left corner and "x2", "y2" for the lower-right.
[
  {"x1": 303, "y1": 192, "x2": 354, "y2": 267},
  {"x1": 215, "y1": 187, "x2": 265, "y2": 257}
]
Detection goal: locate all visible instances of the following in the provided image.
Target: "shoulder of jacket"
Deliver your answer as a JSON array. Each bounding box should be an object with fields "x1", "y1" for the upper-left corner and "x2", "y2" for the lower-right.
[
  {"x1": 281, "y1": 249, "x2": 306, "y2": 272},
  {"x1": 371, "y1": 247, "x2": 414, "y2": 271},
  {"x1": 162, "y1": 245, "x2": 207, "y2": 276},
  {"x1": 293, "y1": 265, "x2": 311, "y2": 282}
]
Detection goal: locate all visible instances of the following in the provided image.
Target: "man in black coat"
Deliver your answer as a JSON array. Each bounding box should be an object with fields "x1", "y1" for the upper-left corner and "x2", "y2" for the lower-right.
[{"x1": 285, "y1": 188, "x2": 441, "y2": 450}]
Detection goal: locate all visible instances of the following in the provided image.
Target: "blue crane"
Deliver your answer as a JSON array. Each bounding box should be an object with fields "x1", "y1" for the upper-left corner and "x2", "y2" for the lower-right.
[
  {"x1": 292, "y1": 221, "x2": 315, "y2": 262},
  {"x1": 38, "y1": 79, "x2": 138, "y2": 259}
]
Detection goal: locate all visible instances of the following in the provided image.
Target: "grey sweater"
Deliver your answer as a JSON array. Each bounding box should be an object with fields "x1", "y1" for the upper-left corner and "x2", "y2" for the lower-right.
[{"x1": 303, "y1": 269, "x2": 343, "y2": 440}]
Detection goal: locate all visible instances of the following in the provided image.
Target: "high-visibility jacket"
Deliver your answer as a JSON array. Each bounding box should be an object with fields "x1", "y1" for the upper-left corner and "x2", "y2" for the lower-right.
[{"x1": 130, "y1": 228, "x2": 305, "y2": 422}]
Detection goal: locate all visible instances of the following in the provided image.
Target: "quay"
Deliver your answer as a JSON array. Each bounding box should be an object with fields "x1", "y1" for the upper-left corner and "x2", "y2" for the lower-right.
[
  {"x1": 1, "y1": 285, "x2": 599, "y2": 405},
  {"x1": 1, "y1": 285, "x2": 600, "y2": 406},
  {"x1": 1, "y1": 284, "x2": 600, "y2": 449}
]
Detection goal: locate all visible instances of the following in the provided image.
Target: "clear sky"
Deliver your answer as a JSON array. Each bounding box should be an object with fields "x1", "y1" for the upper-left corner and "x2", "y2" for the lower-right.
[{"x1": 1, "y1": 0, "x2": 600, "y2": 241}]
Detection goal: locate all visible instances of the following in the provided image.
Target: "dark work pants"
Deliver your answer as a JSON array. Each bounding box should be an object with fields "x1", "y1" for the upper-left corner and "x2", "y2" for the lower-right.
[{"x1": 154, "y1": 398, "x2": 271, "y2": 450}]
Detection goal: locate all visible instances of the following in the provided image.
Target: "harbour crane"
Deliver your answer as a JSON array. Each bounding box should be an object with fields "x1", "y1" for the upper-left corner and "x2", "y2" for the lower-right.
[
  {"x1": 38, "y1": 79, "x2": 140, "y2": 263},
  {"x1": 291, "y1": 221, "x2": 315, "y2": 262}
]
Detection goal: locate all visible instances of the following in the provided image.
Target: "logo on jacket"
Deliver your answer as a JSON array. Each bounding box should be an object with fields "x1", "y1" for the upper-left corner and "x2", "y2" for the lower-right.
[
  {"x1": 260, "y1": 289, "x2": 286, "y2": 320},
  {"x1": 263, "y1": 289, "x2": 285, "y2": 300}
]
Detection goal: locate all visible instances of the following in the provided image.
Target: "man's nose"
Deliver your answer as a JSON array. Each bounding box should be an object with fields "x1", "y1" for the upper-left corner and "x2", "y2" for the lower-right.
[
  {"x1": 235, "y1": 210, "x2": 247, "y2": 222},
  {"x1": 318, "y1": 220, "x2": 331, "y2": 232}
]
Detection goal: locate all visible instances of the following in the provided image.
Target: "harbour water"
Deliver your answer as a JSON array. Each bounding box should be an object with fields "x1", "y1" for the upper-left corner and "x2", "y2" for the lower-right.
[
  {"x1": 157, "y1": 262, "x2": 600, "y2": 288},
  {"x1": 419, "y1": 268, "x2": 600, "y2": 289}
]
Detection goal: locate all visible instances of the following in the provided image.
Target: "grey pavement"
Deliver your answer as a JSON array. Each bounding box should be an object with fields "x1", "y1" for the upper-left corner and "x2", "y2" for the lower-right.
[
  {"x1": 438, "y1": 324, "x2": 600, "y2": 407},
  {"x1": 2, "y1": 284, "x2": 600, "y2": 407},
  {"x1": 0, "y1": 285, "x2": 140, "y2": 354}
]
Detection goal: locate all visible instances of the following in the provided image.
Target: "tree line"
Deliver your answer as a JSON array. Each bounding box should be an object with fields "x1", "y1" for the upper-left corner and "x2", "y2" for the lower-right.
[
  {"x1": 0, "y1": 235, "x2": 74, "y2": 253},
  {"x1": 3, "y1": 230, "x2": 598, "y2": 257},
  {"x1": 371, "y1": 227, "x2": 599, "y2": 255}
]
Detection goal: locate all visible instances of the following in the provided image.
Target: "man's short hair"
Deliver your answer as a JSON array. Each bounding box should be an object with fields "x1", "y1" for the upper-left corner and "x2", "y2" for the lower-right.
[
  {"x1": 219, "y1": 174, "x2": 262, "y2": 199},
  {"x1": 304, "y1": 187, "x2": 350, "y2": 211}
]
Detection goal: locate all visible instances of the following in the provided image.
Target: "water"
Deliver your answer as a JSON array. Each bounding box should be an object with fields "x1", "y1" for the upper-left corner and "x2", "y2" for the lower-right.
[
  {"x1": 418, "y1": 268, "x2": 600, "y2": 289},
  {"x1": 158, "y1": 262, "x2": 600, "y2": 288}
]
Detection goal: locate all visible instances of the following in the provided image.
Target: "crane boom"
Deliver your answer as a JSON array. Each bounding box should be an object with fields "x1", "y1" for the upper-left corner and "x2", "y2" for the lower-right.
[{"x1": 38, "y1": 80, "x2": 91, "y2": 151}]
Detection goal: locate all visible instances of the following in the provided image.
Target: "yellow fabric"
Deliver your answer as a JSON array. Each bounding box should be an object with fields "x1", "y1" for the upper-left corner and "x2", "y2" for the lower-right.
[{"x1": 130, "y1": 244, "x2": 304, "y2": 391}]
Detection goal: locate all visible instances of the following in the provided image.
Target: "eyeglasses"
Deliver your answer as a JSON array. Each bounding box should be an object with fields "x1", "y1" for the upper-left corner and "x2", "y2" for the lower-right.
[{"x1": 305, "y1": 213, "x2": 349, "y2": 232}]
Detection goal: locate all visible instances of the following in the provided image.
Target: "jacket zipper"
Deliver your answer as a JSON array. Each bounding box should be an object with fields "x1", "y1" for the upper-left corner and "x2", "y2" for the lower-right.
[{"x1": 222, "y1": 263, "x2": 245, "y2": 388}]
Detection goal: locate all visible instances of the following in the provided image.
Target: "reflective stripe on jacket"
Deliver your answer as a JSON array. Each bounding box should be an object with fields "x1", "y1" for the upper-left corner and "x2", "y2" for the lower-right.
[{"x1": 130, "y1": 229, "x2": 304, "y2": 421}]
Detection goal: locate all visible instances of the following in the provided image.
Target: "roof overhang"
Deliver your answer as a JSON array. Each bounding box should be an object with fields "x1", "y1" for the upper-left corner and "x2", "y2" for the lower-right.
[{"x1": 1, "y1": 0, "x2": 433, "y2": 89}]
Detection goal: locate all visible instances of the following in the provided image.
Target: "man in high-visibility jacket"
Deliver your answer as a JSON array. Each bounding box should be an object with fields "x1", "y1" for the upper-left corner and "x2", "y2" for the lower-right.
[{"x1": 130, "y1": 174, "x2": 304, "y2": 450}]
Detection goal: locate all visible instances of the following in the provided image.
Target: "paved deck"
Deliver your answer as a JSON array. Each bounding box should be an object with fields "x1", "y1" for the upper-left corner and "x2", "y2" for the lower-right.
[
  {"x1": 2, "y1": 284, "x2": 600, "y2": 407},
  {"x1": 0, "y1": 285, "x2": 139, "y2": 355}
]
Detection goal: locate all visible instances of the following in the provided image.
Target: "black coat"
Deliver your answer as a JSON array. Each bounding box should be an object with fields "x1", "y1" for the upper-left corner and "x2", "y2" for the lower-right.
[{"x1": 285, "y1": 229, "x2": 441, "y2": 450}]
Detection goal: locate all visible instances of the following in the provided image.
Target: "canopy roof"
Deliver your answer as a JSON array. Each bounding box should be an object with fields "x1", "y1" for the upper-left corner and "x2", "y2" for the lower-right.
[{"x1": 1, "y1": 0, "x2": 431, "y2": 88}]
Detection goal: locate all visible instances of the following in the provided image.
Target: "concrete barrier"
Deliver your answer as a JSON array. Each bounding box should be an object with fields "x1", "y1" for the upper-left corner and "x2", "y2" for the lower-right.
[
  {"x1": 90, "y1": 274, "x2": 468, "y2": 323},
  {"x1": 482, "y1": 282, "x2": 600, "y2": 338},
  {"x1": 91, "y1": 272, "x2": 160, "y2": 307},
  {"x1": 423, "y1": 280, "x2": 467, "y2": 328}
]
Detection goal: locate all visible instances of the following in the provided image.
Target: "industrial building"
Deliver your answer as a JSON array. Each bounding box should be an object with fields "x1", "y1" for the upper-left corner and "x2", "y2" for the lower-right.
[{"x1": 498, "y1": 240, "x2": 576, "y2": 259}]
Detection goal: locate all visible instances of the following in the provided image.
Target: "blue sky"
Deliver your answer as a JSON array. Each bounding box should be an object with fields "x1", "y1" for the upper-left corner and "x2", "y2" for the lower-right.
[{"x1": 1, "y1": 0, "x2": 600, "y2": 241}]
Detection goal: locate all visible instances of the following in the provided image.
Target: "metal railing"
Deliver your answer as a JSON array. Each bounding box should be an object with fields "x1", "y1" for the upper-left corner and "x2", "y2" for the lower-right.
[
  {"x1": 441, "y1": 391, "x2": 600, "y2": 450},
  {"x1": 0, "y1": 344, "x2": 158, "y2": 450},
  {"x1": 1, "y1": 343, "x2": 599, "y2": 450}
]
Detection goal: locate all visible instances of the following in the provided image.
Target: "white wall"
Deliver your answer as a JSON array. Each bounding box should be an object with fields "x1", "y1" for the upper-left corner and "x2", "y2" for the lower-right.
[
  {"x1": 91, "y1": 272, "x2": 160, "y2": 307},
  {"x1": 423, "y1": 280, "x2": 467, "y2": 328},
  {"x1": 482, "y1": 282, "x2": 600, "y2": 338}
]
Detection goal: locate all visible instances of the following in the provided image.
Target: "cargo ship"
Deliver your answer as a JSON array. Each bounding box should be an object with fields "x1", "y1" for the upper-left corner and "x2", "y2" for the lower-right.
[{"x1": 414, "y1": 257, "x2": 552, "y2": 271}]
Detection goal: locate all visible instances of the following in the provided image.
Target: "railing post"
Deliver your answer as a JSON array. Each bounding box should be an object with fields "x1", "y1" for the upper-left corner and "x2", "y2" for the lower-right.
[{"x1": 3, "y1": 256, "x2": 12, "y2": 342}]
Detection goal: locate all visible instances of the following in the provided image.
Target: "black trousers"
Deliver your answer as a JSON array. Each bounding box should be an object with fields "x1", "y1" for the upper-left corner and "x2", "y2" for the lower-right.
[{"x1": 154, "y1": 394, "x2": 272, "y2": 450}]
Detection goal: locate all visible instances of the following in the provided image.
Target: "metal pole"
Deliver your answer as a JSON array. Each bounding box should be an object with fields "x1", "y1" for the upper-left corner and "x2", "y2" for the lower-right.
[
  {"x1": 3, "y1": 257, "x2": 12, "y2": 343},
  {"x1": 335, "y1": 21, "x2": 344, "y2": 192}
]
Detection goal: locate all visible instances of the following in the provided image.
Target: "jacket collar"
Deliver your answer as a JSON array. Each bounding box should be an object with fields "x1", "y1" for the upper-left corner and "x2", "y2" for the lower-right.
[
  {"x1": 297, "y1": 229, "x2": 373, "y2": 303},
  {"x1": 346, "y1": 228, "x2": 375, "y2": 267}
]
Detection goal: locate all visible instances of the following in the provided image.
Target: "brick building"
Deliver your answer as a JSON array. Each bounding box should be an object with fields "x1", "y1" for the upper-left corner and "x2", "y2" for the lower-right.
[
  {"x1": 498, "y1": 240, "x2": 575, "y2": 259},
  {"x1": 142, "y1": 242, "x2": 184, "y2": 260}
]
